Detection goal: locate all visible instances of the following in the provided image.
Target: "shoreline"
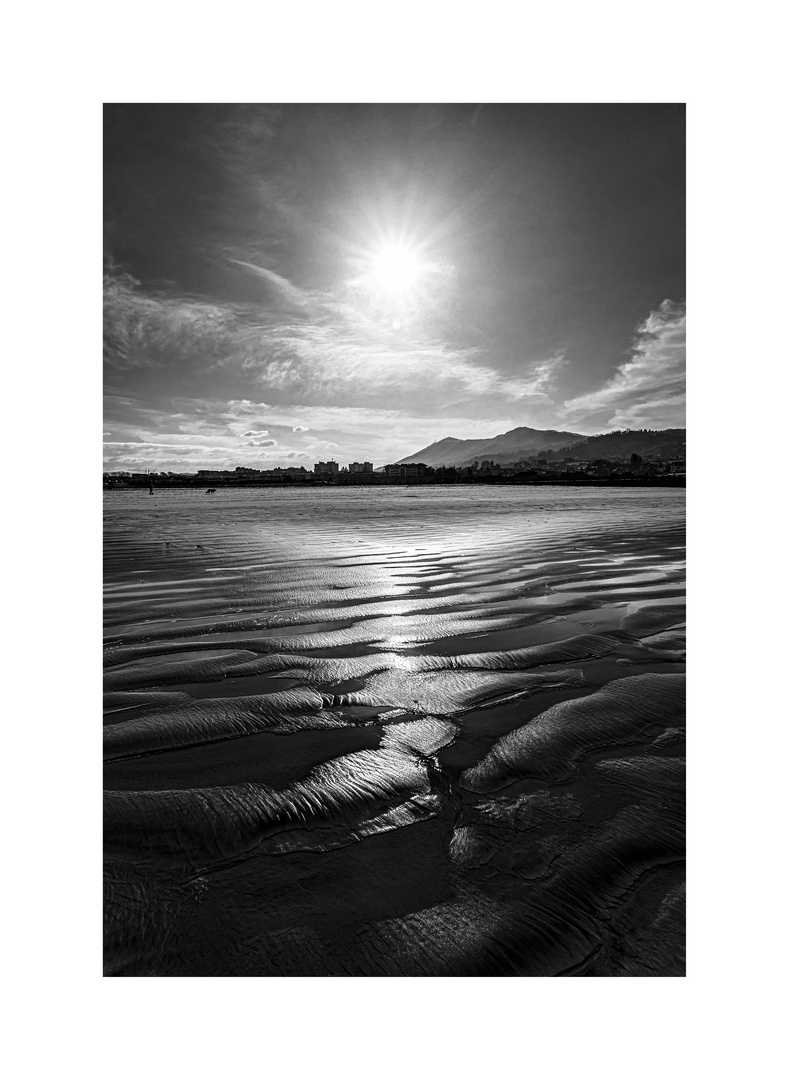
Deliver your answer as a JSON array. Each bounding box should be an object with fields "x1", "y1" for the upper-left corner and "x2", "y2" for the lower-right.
[{"x1": 104, "y1": 476, "x2": 686, "y2": 491}]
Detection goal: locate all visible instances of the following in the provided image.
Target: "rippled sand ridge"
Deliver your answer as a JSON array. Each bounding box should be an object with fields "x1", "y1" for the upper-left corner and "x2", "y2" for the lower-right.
[{"x1": 104, "y1": 486, "x2": 686, "y2": 976}]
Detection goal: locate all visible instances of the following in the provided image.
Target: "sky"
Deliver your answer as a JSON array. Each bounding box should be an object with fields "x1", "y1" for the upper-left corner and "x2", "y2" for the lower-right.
[{"x1": 104, "y1": 104, "x2": 685, "y2": 472}]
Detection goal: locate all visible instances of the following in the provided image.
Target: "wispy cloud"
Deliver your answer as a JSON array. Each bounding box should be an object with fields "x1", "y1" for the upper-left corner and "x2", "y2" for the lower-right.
[
  {"x1": 228, "y1": 259, "x2": 312, "y2": 313},
  {"x1": 104, "y1": 273, "x2": 247, "y2": 372},
  {"x1": 103, "y1": 437, "x2": 287, "y2": 471},
  {"x1": 102, "y1": 397, "x2": 520, "y2": 471},
  {"x1": 560, "y1": 300, "x2": 685, "y2": 429},
  {"x1": 256, "y1": 314, "x2": 563, "y2": 406},
  {"x1": 103, "y1": 265, "x2": 563, "y2": 413}
]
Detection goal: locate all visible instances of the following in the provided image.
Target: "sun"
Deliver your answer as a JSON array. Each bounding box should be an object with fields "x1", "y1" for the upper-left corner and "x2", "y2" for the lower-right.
[{"x1": 370, "y1": 243, "x2": 422, "y2": 293}]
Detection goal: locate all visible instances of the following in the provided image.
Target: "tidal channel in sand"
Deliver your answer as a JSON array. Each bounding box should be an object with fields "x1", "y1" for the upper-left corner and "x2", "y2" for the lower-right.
[{"x1": 104, "y1": 485, "x2": 686, "y2": 976}]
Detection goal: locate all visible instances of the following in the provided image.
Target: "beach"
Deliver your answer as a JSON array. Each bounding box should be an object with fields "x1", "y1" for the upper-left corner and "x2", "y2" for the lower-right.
[{"x1": 104, "y1": 485, "x2": 685, "y2": 976}]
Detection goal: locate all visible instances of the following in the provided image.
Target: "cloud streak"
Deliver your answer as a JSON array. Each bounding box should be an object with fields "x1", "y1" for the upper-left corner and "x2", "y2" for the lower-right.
[
  {"x1": 560, "y1": 300, "x2": 685, "y2": 429},
  {"x1": 103, "y1": 265, "x2": 564, "y2": 413}
]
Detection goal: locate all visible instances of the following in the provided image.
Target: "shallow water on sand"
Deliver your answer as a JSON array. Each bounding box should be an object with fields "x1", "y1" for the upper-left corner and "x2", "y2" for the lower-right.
[{"x1": 104, "y1": 486, "x2": 685, "y2": 976}]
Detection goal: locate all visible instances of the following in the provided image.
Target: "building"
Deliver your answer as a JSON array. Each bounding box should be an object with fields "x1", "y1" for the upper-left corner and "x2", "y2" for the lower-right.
[
  {"x1": 314, "y1": 460, "x2": 339, "y2": 476},
  {"x1": 402, "y1": 462, "x2": 428, "y2": 479},
  {"x1": 340, "y1": 461, "x2": 376, "y2": 484},
  {"x1": 383, "y1": 462, "x2": 429, "y2": 480},
  {"x1": 271, "y1": 466, "x2": 310, "y2": 478}
]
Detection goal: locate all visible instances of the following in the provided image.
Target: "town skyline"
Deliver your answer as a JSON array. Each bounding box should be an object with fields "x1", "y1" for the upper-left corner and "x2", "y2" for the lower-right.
[
  {"x1": 104, "y1": 422, "x2": 686, "y2": 486},
  {"x1": 104, "y1": 419, "x2": 686, "y2": 480}
]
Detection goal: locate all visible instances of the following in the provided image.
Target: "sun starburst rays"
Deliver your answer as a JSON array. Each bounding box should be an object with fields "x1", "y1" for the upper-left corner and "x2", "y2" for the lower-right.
[{"x1": 369, "y1": 243, "x2": 423, "y2": 294}]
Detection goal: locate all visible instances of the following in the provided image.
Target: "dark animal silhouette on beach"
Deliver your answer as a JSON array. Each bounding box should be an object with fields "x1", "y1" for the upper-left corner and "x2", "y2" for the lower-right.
[{"x1": 205, "y1": 488, "x2": 217, "y2": 494}]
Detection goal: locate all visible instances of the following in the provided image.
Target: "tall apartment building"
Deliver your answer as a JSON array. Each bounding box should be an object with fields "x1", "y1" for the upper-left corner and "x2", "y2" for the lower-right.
[
  {"x1": 314, "y1": 460, "x2": 339, "y2": 475},
  {"x1": 348, "y1": 461, "x2": 373, "y2": 473}
]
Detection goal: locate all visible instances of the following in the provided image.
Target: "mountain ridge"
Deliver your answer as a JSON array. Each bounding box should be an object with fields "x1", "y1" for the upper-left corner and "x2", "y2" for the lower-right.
[{"x1": 396, "y1": 425, "x2": 686, "y2": 467}]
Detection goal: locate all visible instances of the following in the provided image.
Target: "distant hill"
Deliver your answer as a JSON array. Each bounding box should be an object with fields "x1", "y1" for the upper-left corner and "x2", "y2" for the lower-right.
[
  {"x1": 555, "y1": 429, "x2": 686, "y2": 461},
  {"x1": 396, "y1": 426, "x2": 686, "y2": 467},
  {"x1": 399, "y1": 426, "x2": 584, "y2": 468},
  {"x1": 397, "y1": 436, "x2": 502, "y2": 468}
]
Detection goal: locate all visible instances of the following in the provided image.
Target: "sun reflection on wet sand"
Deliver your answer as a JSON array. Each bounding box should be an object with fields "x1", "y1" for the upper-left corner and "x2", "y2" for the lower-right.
[{"x1": 104, "y1": 485, "x2": 685, "y2": 976}]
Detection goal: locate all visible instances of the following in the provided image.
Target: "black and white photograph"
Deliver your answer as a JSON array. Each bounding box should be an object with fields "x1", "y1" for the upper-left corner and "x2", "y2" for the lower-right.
[
  {"x1": 102, "y1": 102, "x2": 687, "y2": 977},
  {"x1": 7, "y1": 0, "x2": 789, "y2": 1068}
]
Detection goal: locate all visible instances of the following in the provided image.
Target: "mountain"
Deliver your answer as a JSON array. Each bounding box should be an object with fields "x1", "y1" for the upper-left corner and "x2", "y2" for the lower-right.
[
  {"x1": 396, "y1": 426, "x2": 686, "y2": 467},
  {"x1": 555, "y1": 429, "x2": 686, "y2": 461},
  {"x1": 396, "y1": 436, "x2": 496, "y2": 468},
  {"x1": 397, "y1": 426, "x2": 585, "y2": 467}
]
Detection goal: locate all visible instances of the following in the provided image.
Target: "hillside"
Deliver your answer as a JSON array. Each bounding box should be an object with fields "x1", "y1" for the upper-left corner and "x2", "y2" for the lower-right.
[
  {"x1": 398, "y1": 426, "x2": 583, "y2": 467},
  {"x1": 397, "y1": 436, "x2": 497, "y2": 468},
  {"x1": 396, "y1": 425, "x2": 686, "y2": 467},
  {"x1": 554, "y1": 429, "x2": 686, "y2": 461}
]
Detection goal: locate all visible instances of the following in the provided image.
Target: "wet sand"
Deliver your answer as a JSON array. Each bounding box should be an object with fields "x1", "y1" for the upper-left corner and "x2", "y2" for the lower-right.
[{"x1": 104, "y1": 486, "x2": 685, "y2": 976}]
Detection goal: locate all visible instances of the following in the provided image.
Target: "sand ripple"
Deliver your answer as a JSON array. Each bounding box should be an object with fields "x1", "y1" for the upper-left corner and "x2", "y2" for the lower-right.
[{"x1": 104, "y1": 486, "x2": 685, "y2": 976}]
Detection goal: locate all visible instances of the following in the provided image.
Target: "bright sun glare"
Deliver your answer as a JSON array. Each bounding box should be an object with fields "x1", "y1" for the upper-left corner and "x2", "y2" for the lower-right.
[{"x1": 370, "y1": 244, "x2": 422, "y2": 293}]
